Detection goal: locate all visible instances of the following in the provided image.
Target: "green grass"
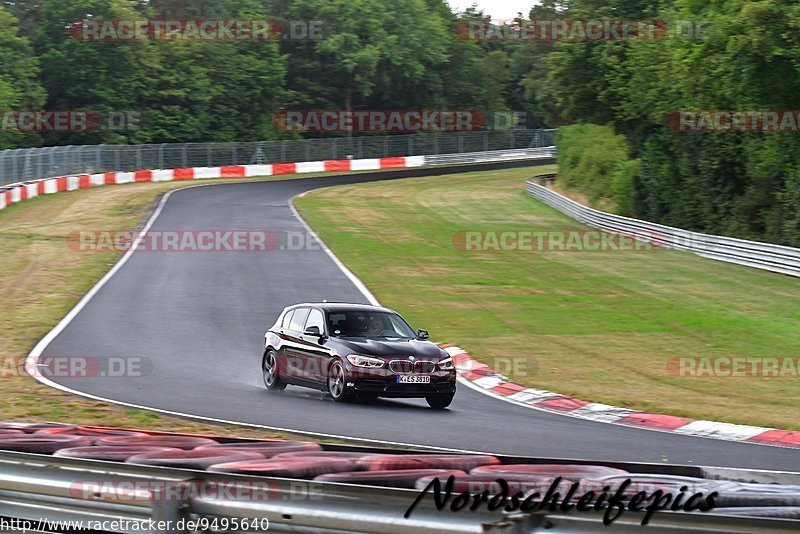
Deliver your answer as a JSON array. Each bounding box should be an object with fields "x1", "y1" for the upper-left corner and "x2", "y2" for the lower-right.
[
  {"x1": 295, "y1": 165, "x2": 800, "y2": 429},
  {"x1": 0, "y1": 169, "x2": 382, "y2": 440}
]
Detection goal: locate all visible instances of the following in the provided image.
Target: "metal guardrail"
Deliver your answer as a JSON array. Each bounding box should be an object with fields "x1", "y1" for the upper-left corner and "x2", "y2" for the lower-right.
[
  {"x1": 2, "y1": 450, "x2": 800, "y2": 533},
  {"x1": 0, "y1": 130, "x2": 557, "y2": 186},
  {"x1": 526, "y1": 179, "x2": 800, "y2": 278}
]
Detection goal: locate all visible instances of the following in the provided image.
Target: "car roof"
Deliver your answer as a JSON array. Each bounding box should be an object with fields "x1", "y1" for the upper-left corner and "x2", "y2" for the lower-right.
[{"x1": 285, "y1": 302, "x2": 396, "y2": 314}]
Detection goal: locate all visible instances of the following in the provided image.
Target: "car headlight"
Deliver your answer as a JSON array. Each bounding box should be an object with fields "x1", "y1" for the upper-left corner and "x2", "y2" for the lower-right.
[
  {"x1": 346, "y1": 355, "x2": 385, "y2": 368},
  {"x1": 437, "y1": 357, "x2": 454, "y2": 370}
]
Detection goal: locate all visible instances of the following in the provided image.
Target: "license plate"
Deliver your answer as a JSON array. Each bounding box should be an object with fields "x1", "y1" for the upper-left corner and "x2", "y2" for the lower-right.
[{"x1": 397, "y1": 375, "x2": 431, "y2": 384}]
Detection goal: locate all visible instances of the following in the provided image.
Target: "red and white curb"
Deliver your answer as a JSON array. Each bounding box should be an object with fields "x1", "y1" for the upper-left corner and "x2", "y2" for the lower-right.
[
  {"x1": 0, "y1": 156, "x2": 425, "y2": 212},
  {"x1": 444, "y1": 345, "x2": 800, "y2": 449}
]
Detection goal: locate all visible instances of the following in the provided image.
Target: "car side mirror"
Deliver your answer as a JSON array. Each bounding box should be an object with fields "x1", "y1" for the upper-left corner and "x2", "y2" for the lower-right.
[
  {"x1": 304, "y1": 326, "x2": 322, "y2": 337},
  {"x1": 417, "y1": 329, "x2": 429, "y2": 340}
]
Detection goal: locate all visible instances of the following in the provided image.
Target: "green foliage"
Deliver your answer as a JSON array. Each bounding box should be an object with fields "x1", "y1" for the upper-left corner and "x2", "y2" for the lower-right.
[
  {"x1": 557, "y1": 123, "x2": 638, "y2": 215},
  {"x1": 0, "y1": 5, "x2": 45, "y2": 148}
]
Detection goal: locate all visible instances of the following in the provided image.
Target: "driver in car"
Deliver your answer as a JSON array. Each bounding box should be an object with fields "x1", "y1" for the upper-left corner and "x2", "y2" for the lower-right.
[{"x1": 366, "y1": 316, "x2": 384, "y2": 336}]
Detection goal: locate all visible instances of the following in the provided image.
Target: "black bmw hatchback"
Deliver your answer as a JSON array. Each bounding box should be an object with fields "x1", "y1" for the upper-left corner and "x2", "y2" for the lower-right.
[{"x1": 262, "y1": 303, "x2": 457, "y2": 408}]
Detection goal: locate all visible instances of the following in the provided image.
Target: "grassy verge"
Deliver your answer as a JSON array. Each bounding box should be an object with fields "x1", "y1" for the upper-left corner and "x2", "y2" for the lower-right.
[
  {"x1": 0, "y1": 170, "x2": 377, "y2": 438},
  {"x1": 295, "y1": 165, "x2": 800, "y2": 429}
]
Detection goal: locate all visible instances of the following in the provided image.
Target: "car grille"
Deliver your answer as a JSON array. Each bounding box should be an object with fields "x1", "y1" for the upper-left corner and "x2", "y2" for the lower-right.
[{"x1": 389, "y1": 360, "x2": 435, "y2": 374}]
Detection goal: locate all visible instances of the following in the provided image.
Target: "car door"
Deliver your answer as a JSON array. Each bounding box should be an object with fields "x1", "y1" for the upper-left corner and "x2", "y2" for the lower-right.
[
  {"x1": 297, "y1": 307, "x2": 333, "y2": 384},
  {"x1": 283, "y1": 307, "x2": 310, "y2": 384}
]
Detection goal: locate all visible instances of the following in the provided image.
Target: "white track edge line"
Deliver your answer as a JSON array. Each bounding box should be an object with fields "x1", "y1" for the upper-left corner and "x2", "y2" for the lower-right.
[
  {"x1": 289, "y1": 192, "x2": 380, "y2": 306},
  {"x1": 24, "y1": 177, "x2": 795, "y2": 455},
  {"x1": 456, "y1": 376, "x2": 796, "y2": 451}
]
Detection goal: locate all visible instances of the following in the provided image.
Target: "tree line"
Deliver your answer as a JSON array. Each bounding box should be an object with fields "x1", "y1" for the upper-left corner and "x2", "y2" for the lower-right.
[{"x1": 0, "y1": 0, "x2": 797, "y2": 246}]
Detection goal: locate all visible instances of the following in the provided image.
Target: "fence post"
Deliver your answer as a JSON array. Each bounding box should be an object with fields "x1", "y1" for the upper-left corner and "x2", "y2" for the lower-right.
[{"x1": 207, "y1": 144, "x2": 212, "y2": 167}]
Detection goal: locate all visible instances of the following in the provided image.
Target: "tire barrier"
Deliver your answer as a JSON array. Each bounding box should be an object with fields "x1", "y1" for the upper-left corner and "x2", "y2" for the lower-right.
[
  {"x1": 315, "y1": 469, "x2": 468, "y2": 489},
  {"x1": 0, "y1": 434, "x2": 93, "y2": 453},
  {"x1": 95, "y1": 435, "x2": 219, "y2": 449},
  {"x1": 585, "y1": 474, "x2": 714, "y2": 494},
  {"x1": 54, "y1": 446, "x2": 183, "y2": 462},
  {"x1": 0, "y1": 423, "x2": 74, "y2": 433},
  {"x1": 126, "y1": 449, "x2": 265, "y2": 470},
  {"x1": 195, "y1": 440, "x2": 322, "y2": 457},
  {"x1": 207, "y1": 458, "x2": 356, "y2": 478},
  {"x1": 355, "y1": 454, "x2": 500, "y2": 472},
  {"x1": 414, "y1": 473, "x2": 573, "y2": 494},
  {"x1": 272, "y1": 451, "x2": 380, "y2": 461},
  {"x1": 470, "y1": 464, "x2": 629, "y2": 479},
  {"x1": 36, "y1": 426, "x2": 148, "y2": 437}
]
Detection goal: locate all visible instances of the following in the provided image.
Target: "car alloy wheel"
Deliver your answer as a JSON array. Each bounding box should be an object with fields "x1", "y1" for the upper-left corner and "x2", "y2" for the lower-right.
[
  {"x1": 328, "y1": 360, "x2": 351, "y2": 402},
  {"x1": 263, "y1": 350, "x2": 286, "y2": 391}
]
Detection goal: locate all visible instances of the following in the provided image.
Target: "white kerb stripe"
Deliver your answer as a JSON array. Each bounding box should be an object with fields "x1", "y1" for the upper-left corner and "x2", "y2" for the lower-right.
[
  {"x1": 90, "y1": 173, "x2": 106, "y2": 186},
  {"x1": 350, "y1": 158, "x2": 381, "y2": 171},
  {"x1": 67, "y1": 176, "x2": 80, "y2": 191},
  {"x1": 405, "y1": 155, "x2": 425, "y2": 167},
  {"x1": 25, "y1": 183, "x2": 38, "y2": 199},
  {"x1": 10, "y1": 187, "x2": 22, "y2": 203},
  {"x1": 673, "y1": 420, "x2": 771, "y2": 440},
  {"x1": 296, "y1": 161, "x2": 325, "y2": 174},
  {"x1": 245, "y1": 165, "x2": 273, "y2": 177},
  {"x1": 194, "y1": 167, "x2": 221, "y2": 179},
  {"x1": 116, "y1": 172, "x2": 135, "y2": 184},
  {"x1": 44, "y1": 179, "x2": 58, "y2": 194},
  {"x1": 152, "y1": 170, "x2": 174, "y2": 182}
]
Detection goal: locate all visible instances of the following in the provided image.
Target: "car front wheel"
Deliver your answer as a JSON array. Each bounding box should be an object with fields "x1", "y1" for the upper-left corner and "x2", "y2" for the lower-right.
[
  {"x1": 263, "y1": 350, "x2": 286, "y2": 391},
  {"x1": 426, "y1": 393, "x2": 454, "y2": 409},
  {"x1": 328, "y1": 360, "x2": 352, "y2": 402}
]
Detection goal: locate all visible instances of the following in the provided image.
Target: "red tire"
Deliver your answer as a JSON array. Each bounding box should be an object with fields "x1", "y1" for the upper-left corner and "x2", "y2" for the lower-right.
[
  {"x1": 0, "y1": 423, "x2": 74, "y2": 433},
  {"x1": 208, "y1": 458, "x2": 355, "y2": 478},
  {"x1": 36, "y1": 426, "x2": 148, "y2": 437},
  {"x1": 315, "y1": 469, "x2": 467, "y2": 488},
  {"x1": 54, "y1": 446, "x2": 183, "y2": 462},
  {"x1": 95, "y1": 435, "x2": 218, "y2": 449},
  {"x1": 470, "y1": 464, "x2": 629, "y2": 479},
  {"x1": 195, "y1": 441, "x2": 322, "y2": 458},
  {"x1": 126, "y1": 449, "x2": 264, "y2": 470},
  {"x1": 0, "y1": 434, "x2": 93, "y2": 453},
  {"x1": 415, "y1": 473, "x2": 571, "y2": 494},
  {"x1": 272, "y1": 451, "x2": 380, "y2": 462},
  {"x1": 356, "y1": 454, "x2": 500, "y2": 472}
]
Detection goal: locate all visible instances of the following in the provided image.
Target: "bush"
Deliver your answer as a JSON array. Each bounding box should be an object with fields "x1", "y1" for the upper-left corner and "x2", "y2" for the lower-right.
[{"x1": 556, "y1": 123, "x2": 638, "y2": 215}]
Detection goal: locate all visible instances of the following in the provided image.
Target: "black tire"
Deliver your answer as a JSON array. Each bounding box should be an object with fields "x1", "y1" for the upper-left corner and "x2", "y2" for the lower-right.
[
  {"x1": 327, "y1": 360, "x2": 352, "y2": 402},
  {"x1": 263, "y1": 349, "x2": 286, "y2": 391},
  {"x1": 426, "y1": 394, "x2": 454, "y2": 410}
]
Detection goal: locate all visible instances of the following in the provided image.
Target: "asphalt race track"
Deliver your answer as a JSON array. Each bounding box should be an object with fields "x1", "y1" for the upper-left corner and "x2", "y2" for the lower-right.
[{"x1": 36, "y1": 164, "x2": 799, "y2": 470}]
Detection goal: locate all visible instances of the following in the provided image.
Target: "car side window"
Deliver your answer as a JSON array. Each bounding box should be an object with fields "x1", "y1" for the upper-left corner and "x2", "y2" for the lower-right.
[
  {"x1": 281, "y1": 310, "x2": 294, "y2": 329},
  {"x1": 305, "y1": 308, "x2": 324, "y2": 334},
  {"x1": 289, "y1": 308, "x2": 310, "y2": 332}
]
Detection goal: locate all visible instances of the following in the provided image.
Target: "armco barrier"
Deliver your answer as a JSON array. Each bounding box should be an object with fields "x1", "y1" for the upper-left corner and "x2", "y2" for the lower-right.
[
  {"x1": 0, "y1": 148, "x2": 556, "y2": 214},
  {"x1": 526, "y1": 180, "x2": 800, "y2": 278},
  {"x1": 1, "y1": 423, "x2": 800, "y2": 532}
]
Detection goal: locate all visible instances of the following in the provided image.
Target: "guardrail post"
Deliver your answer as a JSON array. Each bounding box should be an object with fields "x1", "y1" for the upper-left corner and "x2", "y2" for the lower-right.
[
  {"x1": 150, "y1": 482, "x2": 191, "y2": 534},
  {"x1": 482, "y1": 512, "x2": 543, "y2": 533}
]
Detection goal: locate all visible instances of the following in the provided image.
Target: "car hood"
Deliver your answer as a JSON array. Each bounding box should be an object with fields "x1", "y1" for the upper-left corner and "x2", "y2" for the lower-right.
[{"x1": 334, "y1": 338, "x2": 446, "y2": 360}]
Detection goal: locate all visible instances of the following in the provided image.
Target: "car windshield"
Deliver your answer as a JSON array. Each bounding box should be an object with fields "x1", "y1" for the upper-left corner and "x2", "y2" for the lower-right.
[{"x1": 326, "y1": 310, "x2": 416, "y2": 339}]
